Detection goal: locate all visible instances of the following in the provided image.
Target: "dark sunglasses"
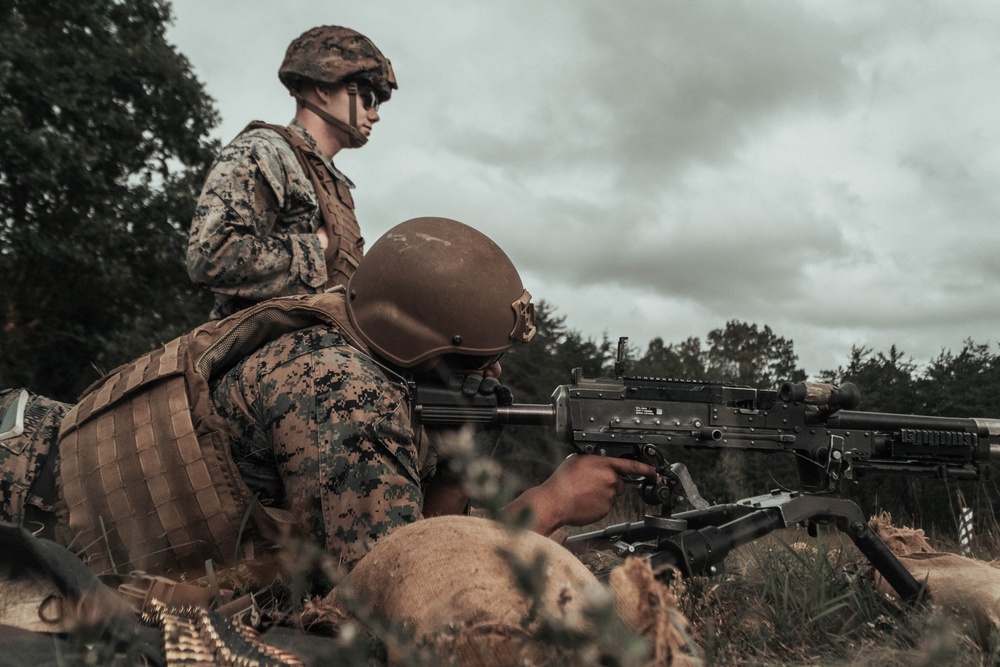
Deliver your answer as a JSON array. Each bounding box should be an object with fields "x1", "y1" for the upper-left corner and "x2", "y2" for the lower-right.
[{"x1": 355, "y1": 83, "x2": 380, "y2": 111}]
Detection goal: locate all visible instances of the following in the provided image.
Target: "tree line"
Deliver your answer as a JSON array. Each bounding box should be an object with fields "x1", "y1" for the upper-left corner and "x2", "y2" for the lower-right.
[{"x1": 0, "y1": 0, "x2": 216, "y2": 401}]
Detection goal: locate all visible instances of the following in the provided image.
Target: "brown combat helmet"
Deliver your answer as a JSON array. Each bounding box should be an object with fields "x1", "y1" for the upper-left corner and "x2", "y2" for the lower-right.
[
  {"x1": 346, "y1": 218, "x2": 536, "y2": 369},
  {"x1": 279, "y1": 26, "x2": 397, "y2": 102}
]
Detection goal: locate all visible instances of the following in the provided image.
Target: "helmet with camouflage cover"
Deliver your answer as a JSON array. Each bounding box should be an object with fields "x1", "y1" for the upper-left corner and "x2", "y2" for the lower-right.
[
  {"x1": 346, "y1": 217, "x2": 536, "y2": 369},
  {"x1": 279, "y1": 26, "x2": 397, "y2": 102},
  {"x1": 280, "y1": 26, "x2": 397, "y2": 148}
]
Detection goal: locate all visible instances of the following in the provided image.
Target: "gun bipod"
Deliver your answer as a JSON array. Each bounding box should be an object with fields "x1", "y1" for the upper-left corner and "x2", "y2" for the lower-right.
[{"x1": 566, "y1": 491, "x2": 923, "y2": 602}]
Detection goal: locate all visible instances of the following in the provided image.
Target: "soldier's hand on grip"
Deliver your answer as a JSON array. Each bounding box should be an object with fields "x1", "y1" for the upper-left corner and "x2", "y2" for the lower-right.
[
  {"x1": 533, "y1": 455, "x2": 659, "y2": 530},
  {"x1": 447, "y1": 373, "x2": 514, "y2": 406}
]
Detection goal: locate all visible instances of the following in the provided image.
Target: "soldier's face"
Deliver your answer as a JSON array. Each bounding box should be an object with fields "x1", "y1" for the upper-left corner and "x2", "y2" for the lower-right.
[{"x1": 323, "y1": 82, "x2": 380, "y2": 138}]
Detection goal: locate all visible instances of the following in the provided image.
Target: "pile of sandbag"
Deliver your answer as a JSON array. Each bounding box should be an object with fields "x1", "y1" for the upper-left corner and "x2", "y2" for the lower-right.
[
  {"x1": 870, "y1": 513, "x2": 1000, "y2": 635},
  {"x1": 11, "y1": 507, "x2": 1000, "y2": 666},
  {"x1": 335, "y1": 514, "x2": 701, "y2": 667}
]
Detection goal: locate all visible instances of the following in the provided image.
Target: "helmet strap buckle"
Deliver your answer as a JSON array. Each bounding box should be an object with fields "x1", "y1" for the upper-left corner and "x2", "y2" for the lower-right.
[{"x1": 346, "y1": 82, "x2": 361, "y2": 145}]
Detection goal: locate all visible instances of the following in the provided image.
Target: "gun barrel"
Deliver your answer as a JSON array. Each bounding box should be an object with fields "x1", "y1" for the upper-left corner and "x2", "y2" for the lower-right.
[
  {"x1": 828, "y1": 410, "x2": 983, "y2": 434},
  {"x1": 824, "y1": 411, "x2": 1000, "y2": 464},
  {"x1": 496, "y1": 404, "x2": 557, "y2": 425},
  {"x1": 415, "y1": 403, "x2": 554, "y2": 427},
  {"x1": 978, "y1": 419, "x2": 1000, "y2": 459}
]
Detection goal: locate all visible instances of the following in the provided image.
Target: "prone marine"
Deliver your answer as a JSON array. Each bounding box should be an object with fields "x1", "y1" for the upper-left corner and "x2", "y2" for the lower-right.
[{"x1": 1, "y1": 217, "x2": 655, "y2": 587}]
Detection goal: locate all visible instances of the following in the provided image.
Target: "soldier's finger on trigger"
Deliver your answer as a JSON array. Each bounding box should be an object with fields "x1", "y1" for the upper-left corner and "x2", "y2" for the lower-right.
[{"x1": 610, "y1": 457, "x2": 655, "y2": 478}]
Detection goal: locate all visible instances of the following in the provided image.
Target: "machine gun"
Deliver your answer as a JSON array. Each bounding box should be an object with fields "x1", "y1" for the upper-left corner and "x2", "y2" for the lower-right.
[{"x1": 414, "y1": 338, "x2": 1000, "y2": 601}]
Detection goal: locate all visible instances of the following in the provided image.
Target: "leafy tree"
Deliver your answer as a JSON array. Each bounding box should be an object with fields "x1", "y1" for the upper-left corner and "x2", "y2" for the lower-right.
[
  {"x1": 635, "y1": 322, "x2": 806, "y2": 388},
  {"x1": 704, "y1": 320, "x2": 806, "y2": 388},
  {"x1": 635, "y1": 336, "x2": 706, "y2": 379},
  {"x1": 818, "y1": 345, "x2": 919, "y2": 413},
  {"x1": 0, "y1": 0, "x2": 218, "y2": 400},
  {"x1": 917, "y1": 340, "x2": 1000, "y2": 418}
]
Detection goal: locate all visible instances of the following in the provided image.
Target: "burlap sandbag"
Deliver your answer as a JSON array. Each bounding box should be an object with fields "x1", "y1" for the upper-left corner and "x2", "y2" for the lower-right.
[
  {"x1": 609, "y1": 558, "x2": 701, "y2": 667},
  {"x1": 870, "y1": 513, "x2": 1000, "y2": 636},
  {"x1": 335, "y1": 515, "x2": 701, "y2": 667}
]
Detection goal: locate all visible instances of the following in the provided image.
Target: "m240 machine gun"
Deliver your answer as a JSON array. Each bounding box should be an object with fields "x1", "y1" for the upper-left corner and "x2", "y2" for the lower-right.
[{"x1": 415, "y1": 339, "x2": 1000, "y2": 601}]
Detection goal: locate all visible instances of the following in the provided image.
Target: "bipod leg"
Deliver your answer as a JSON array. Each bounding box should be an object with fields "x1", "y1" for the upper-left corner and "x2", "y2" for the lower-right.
[
  {"x1": 843, "y1": 518, "x2": 924, "y2": 602},
  {"x1": 729, "y1": 492, "x2": 923, "y2": 602}
]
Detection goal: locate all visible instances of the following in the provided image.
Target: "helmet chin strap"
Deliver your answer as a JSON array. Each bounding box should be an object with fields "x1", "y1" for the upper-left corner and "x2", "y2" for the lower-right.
[{"x1": 296, "y1": 82, "x2": 367, "y2": 148}]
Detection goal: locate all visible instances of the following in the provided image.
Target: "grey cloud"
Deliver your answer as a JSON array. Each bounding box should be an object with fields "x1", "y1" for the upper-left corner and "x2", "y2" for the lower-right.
[
  {"x1": 446, "y1": 1, "x2": 865, "y2": 194},
  {"x1": 513, "y1": 190, "x2": 850, "y2": 310},
  {"x1": 578, "y1": 3, "x2": 861, "y2": 177},
  {"x1": 899, "y1": 143, "x2": 1000, "y2": 227}
]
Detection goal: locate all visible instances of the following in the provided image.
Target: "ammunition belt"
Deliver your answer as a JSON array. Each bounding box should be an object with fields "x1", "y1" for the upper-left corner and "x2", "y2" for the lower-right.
[{"x1": 140, "y1": 598, "x2": 303, "y2": 667}]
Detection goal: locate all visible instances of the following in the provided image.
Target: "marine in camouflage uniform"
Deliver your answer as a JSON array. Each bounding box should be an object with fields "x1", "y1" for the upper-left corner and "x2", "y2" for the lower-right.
[
  {"x1": 187, "y1": 119, "x2": 355, "y2": 320},
  {"x1": 210, "y1": 322, "x2": 427, "y2": 570},
  {"x1": 193, "y1": 217, "x2": 542, "y2": 571},
  {"x1": 187, "y1": 26, "x2": 397, "y2": 320},
  {"x1": 51, "y1": 217, "x2": 541, "y2": 579}
]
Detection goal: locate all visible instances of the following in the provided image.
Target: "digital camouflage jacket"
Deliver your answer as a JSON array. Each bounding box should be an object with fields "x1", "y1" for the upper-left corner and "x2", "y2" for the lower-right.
[{"x1": 187, "y1": 120, "x2": 363, "y2": 320}]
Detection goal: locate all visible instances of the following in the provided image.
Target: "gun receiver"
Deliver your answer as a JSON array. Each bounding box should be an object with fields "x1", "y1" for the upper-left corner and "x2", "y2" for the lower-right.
[{"x1": 413, "y1": 342, "x2": 1000, "y2": 601}]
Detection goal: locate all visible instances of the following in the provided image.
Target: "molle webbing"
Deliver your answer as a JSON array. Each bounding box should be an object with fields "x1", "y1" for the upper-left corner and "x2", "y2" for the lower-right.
[
  {"x1": 58, "y1": 293, "x2": 369, "y2": 578},
  {"x1": 58, "y1": 337, "x2": 244, "y2": 576},
  {"x1": 243, "y1": 122, "x2": 364, "y2": 288}
]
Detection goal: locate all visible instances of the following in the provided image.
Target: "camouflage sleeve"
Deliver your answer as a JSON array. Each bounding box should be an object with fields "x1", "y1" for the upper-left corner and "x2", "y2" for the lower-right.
[
  {"x1": 186, "y1": 131, "x2": 328, "y2": 299},
  {"x1": 213, "y1": 326, "x2": 424, "y2": 571}
]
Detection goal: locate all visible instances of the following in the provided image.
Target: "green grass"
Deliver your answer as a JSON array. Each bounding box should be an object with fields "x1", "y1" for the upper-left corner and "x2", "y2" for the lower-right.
[
  {"x1": 672, "y1": 529, "x2": 1000, "y2": 666},
  {"x1": 566, "y1": 482, "x2": 1000, "y2": 666}
]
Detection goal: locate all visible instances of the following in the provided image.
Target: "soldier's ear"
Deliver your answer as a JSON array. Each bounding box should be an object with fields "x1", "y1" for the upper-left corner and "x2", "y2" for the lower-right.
[{"x1": 313, "y1": 82, "x2": 342, "y2": 105}]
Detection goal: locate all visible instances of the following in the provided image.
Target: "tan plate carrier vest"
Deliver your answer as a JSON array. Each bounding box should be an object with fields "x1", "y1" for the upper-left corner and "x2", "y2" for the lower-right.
[
  {"x1": 244, "y1": 121, "x2": 365, "y2": 288},
  {"x1": 57, "y1": 292, "x2": 370, "y2": 578}
]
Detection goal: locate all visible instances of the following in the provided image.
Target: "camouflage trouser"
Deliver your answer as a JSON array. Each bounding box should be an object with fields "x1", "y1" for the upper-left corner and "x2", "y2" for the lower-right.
[{"x1": 0, "y1": 388, "x2": 70, "y2": 528}]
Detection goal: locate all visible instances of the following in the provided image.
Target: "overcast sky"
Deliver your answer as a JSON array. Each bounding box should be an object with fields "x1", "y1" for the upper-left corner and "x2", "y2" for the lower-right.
[{"x1": 166, "y1": 1, "x2": 1000, "y2": 379}]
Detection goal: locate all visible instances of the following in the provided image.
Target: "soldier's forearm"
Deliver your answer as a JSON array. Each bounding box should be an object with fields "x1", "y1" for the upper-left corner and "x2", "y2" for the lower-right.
[
  {"x1": 502, "y1": 486, "x2": 563, "y2": 537},
  {"x1": 187, "y1": 232, "x2": 327, "y2": 297}
]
